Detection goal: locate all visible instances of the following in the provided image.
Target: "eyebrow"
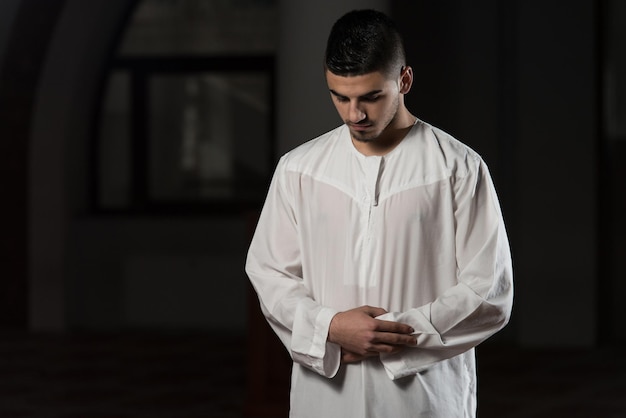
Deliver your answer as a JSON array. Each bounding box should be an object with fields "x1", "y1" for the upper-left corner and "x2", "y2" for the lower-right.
[{"x1": 329, "y1": 89, "x2": 383, "y2": 99}]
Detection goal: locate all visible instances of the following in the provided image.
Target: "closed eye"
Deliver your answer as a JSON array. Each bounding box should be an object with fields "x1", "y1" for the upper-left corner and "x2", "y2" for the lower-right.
[
  {"x1": 361, "y1": 95, "x2": 380, "y2": 102},
  {"x1": 329, "y1": 89, "x2": 383, "y2": 103}
]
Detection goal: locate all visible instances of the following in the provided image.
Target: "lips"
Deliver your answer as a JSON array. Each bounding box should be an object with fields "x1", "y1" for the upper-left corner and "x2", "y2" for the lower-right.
[{"x1": 349, "y1": 123, "x2": 372, "y2": 131}]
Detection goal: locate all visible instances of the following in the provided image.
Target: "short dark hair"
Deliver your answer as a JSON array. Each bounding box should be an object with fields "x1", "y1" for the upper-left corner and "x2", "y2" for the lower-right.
[{"x1": 324, "y1": 9, "x2": 406, "y2": 77}]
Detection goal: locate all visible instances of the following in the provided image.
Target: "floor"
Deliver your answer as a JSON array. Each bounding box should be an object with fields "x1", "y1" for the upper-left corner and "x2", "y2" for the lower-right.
[{"x1": 1, "y1": 332, "x2": 625, "y2": 418}]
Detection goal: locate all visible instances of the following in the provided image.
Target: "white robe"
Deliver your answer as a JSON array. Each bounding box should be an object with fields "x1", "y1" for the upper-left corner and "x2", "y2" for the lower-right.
[{"x1": 245, "y1": 120, "x2": 514, "y2": 418}]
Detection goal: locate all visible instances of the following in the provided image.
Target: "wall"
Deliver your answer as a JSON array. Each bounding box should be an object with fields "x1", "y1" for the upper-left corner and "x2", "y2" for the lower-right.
[
  {"x1": 66, "y1": 218, "x2": 249, "y2": 331},
  {"x1": 29, "y1": 0, "x2": 131, "y2": 330},
  {"x1": 0, "y1": 0, "x2": 26, "y2": 328},
  {"x1": 30, "y1": 0, "x2": 257, "y2": 332},
  {"x1": 0, "y1": 0, "x2": 67, "y2": 328},
  {"x1": 516, "y1": 0, "x2": 598, "y2": 346},
  {"x1": 0, "y1": 0, "x2": 20, "y2": 64},
  {"x1": 394, "y1": 0, "x2": 598, "y2": 347},
  {"x1": 18, "y1": 0, "x2": 616, "y2": 346}
]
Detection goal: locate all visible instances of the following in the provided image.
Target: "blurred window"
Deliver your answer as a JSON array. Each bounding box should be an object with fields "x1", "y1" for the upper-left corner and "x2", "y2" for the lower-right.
[{"x1": 95, "y1": 0, "x2": 276, "y2": 214}]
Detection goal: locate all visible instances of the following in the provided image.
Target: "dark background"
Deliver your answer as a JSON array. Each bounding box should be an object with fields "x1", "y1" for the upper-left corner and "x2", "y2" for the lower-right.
[{"x1": 0, "y1": 0, "x2": 624, "y2": 416}]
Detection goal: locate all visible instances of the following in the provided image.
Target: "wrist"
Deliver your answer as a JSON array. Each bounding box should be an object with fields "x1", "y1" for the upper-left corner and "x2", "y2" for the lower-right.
[{"x1": 327, "y1": 312, "x2": 340, "y2": 344}]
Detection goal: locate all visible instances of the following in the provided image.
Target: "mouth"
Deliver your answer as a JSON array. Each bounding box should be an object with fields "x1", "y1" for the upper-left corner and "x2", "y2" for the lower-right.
[{"x1": 348, "y1": 123, "x2": 372, "y2": 132}]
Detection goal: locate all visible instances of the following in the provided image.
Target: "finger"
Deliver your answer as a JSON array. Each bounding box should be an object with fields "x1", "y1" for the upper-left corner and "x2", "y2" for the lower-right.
[
  {"x1": 341, "y1": 352, "x2": 361, "y2": 363},
  {"x1": 380, "y1": 345, "x2": 407, "y2": 355},
  {"x1": 389, "y1": 345, "x2": 406, "y2": 354},
  {"x1": 342, "y1": 350, "x2": 378, "y2": 363},
  {"x1": 367, "y1": 343, "x2": 409, "y2": 354},
  {"x1": 373, "y1": 319, "x2": 414, "y2": 334},
  {"x1": 372, "y1": 332, "x2": 417, "y2": 346}
]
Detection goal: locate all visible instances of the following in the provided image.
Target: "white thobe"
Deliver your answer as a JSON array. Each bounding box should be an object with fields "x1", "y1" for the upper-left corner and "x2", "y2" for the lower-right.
[{"x1": 245, "y1": 120, "x2": 514, "y2": 418}]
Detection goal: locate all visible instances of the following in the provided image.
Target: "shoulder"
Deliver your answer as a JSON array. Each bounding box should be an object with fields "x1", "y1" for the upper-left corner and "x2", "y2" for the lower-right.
[
  {"x1": 416, "y1": 120, "x2": 480, "y2": 161},
  {"x1": 278, "y1": 125, "x2": 348, "y2": 174},
  {"x1": 412, "y1": 119, "x2": 482, "y2": 178}
]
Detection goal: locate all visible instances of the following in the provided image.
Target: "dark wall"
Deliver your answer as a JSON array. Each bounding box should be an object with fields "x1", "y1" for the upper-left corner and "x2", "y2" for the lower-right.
[
  {"x1": 0, "y1": 0, "x2": 67, "y2": 328},
  {"x1": 2, "y1": 0, "x2": 622, "y2": 345},
  {"x1": 393, "y1": 0, "x2": 603, "y2": 346}
]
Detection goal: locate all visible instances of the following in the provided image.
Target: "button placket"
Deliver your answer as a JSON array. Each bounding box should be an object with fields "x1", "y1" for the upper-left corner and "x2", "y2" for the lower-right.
[{"x1": 360, "y1": 156, "x2": 383, "y2": 288}]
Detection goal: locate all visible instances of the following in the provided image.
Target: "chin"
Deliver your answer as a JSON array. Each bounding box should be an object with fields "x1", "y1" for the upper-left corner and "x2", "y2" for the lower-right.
[
  {"x1": 350, "y1": 131, "x2": 380, "y2": 143},
  {"x1": 353, "y1": 136, "x2": 377, "y2": 143}
]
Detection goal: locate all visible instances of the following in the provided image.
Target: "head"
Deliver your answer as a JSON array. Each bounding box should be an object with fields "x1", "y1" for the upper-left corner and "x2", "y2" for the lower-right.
[
  {"x1": 324, "y1": 10, "x2": 413, "y2": 149},
  {"x1": 325, "y1": 9, "x2": 406, "y2": 78}
]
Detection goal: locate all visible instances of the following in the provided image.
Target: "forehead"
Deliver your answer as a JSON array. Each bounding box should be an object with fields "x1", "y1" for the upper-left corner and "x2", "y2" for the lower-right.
[{"x1": 325, "y1": 70, "x2": 394, "y2": 96}]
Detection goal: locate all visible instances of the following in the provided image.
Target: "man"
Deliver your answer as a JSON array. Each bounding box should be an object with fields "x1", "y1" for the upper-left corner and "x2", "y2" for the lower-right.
[{"x1": 246, "y1": 9, "x2": 513, "y2": 417}]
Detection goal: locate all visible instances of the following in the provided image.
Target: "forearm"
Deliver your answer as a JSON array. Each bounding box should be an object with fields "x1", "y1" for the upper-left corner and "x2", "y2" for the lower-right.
[
  {"x1": 377, "y1": 280, "x2": 512, "y2": 379},
  {"x1": 247, "y1": 263, "x2": 342, "y2": 377},
  {"x1": 246, "y1": 156, "x2": 343, "y2": 377},
  {"x1": 378, "y1": 202, "x2": 514, "y2": 379}
]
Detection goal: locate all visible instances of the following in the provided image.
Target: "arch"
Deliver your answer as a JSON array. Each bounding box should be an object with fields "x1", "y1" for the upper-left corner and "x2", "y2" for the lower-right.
[
  {"x1": 0, "y1": 0, "x2": 66, "y2": 329},
  {"x1": 29, "y1": 0, "x2": 134, "y2": 330}
]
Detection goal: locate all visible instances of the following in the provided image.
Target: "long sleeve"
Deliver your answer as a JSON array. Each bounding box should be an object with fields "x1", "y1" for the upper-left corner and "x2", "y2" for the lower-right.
[
  {"x1": 245, "y1": 156, "x2": 341, "y2": 378},
  {"x1": 378, "y1": 157, "x2": 514, "y2": 380}
]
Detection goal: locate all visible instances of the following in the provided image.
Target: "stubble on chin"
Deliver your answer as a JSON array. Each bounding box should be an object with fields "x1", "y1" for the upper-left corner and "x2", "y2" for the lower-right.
[
  {"x1": 352, "y1": 135, "x2": 376, "y2": 143},
  {"x1": 349, "y1": 128, "x2": 379, "y2": 143}
]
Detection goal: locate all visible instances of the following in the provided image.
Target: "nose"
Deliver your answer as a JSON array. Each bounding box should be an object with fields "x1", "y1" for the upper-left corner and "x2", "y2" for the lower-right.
[{"x1": 348, "y1": 101, "x2": 366, "y2": 123}]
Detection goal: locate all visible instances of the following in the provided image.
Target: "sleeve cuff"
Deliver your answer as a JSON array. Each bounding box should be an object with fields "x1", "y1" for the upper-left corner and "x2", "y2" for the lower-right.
[
  {"x1": 377, "y1": 309, "x2": 442, "y2": 380},
  {"x1": 291, "y1": 304, "x2": 341, "y2": 378}
]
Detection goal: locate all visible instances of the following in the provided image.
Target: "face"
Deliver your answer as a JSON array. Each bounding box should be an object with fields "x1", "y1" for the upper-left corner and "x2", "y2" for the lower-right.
[{"x1": 326, "y1": 69, "x2": 409, "y2": 144}]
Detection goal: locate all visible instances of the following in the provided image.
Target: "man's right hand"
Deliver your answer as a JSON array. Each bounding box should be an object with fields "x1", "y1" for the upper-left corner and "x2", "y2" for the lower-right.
[{"x1": 328, "y1": 305, "x2": 417, "y2": 362}]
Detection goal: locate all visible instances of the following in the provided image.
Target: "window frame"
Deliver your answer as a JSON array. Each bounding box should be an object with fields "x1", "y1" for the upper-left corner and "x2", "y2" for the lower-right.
[{"x1": 91, "y1": 55, "x2": 276, "y2": 216}]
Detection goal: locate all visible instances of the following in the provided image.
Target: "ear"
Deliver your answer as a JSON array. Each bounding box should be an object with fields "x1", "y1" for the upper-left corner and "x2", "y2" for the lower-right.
[{"x1": 399, "y1": 66, "x2": 413, "y2": 94}]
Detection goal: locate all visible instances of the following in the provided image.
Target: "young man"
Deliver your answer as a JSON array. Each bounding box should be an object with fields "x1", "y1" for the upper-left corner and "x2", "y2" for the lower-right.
[{"x1": 246, "y1": 9, "x2": 513, "y2": 417}]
